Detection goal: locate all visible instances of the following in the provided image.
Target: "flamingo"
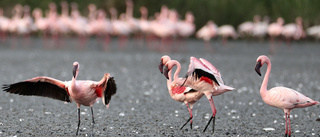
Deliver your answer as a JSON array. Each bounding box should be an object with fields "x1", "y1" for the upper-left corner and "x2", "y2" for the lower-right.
[
  {"x1": 180, "y1": 56, "x2": 234, "y2": 132},
  {"x1": 281, "y1": 17, "x2": 305, "y2": 45},
  {"x1": 175, "y1": 11, "x2": 195, "y2": 38},
  {"x1": 306, "y1": 25, "x2": 320, "y2": 40},
  {"x1": 217, "y1": 25, "x2": 237, "y2": 45},
  {"x1": 196, "y1": 21, "x2": 218, "y2": 51},
  {"x1": 253, "y1": 16, "x2": 269, "y2": 40},
  {"x1": 32, "y1": 8, "x2": 49, "y2": 37},
  {"x1": 2, "y1": 62, "x2": 117, "y2": 135},
  {"x1": 254, "y1": 55, "x2": 319, "y2": 137},
  {"x1": 0, "y1": 8, "x2": 10, "y2": 41},
  {"x1": 158, "y1": 55, "x2": 202, "y2": 130}
]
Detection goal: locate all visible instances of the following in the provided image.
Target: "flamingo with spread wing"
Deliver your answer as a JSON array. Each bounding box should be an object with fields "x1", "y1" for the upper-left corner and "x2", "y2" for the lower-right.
[{"x1": 2, "y1": 62, "x2": 117, "y2": 136}]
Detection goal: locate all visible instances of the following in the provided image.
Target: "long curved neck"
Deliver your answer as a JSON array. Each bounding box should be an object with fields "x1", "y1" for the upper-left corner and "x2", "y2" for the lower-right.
[
  {"x1": 260, "y1": 60, "x2": 271, "y2": 96},
  {"x1": 171, "y1": 60, "x2": 181, "y2": 82},
  {"x1": 166, "y1": 69, "x2": 174, "y2": 98}
]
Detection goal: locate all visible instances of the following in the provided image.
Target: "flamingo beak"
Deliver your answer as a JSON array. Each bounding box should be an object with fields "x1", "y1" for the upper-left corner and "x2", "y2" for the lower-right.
[
  {"x1": 163, "y1": 66, "x2": 170, "y2": 79},
  {"x1": 255, "y1": 61, "x2": 262, "y2": 76},
  {"x1": 73, "y1": 64, "x2": 78, "y2": 78},
  {"x1": 158, "y1": 59, "x2": 164, "y2": 74}
]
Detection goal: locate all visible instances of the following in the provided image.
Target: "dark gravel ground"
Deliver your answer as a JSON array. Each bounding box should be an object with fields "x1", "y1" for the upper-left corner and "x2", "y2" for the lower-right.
[{"x1": 0, "y1": 37, "x2": 319, "y2": 136}]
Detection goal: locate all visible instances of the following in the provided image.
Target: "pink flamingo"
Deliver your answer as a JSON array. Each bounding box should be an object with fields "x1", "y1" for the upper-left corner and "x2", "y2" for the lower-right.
[
  {"x1": 217, "y1": 25, "x2": 237, "y2": 45},
  {"x1": 32, "y1": 8, "x2": 49, "y2": 37},
  {"x1": 2, "y1": 62, "x2": 117, "y2": 136},
  {"x1": 267, "y1": 17, "x2": 284, "y2": 53},
  {"x1": 255, "y1": 55, "x2": 319, "y2": 137},
  {"x1": 0, "y1": 8, "x2": 10, "y2": 41},
  {"x1": 281, "y1": 17, "x2": 305, "y2": 45},
  {"x1": 253, "y1": 16, "x2": 269, "y2": 40},
  {"x1": 175, "y1": 11, "x2": 195, "y2": 38},
  {"x1": 180, "y1": 56, "x2": 234, "y2": 132},
  {"x1": 196, "y1": 21, "x2": 218, "y2": 50},
  {"x1": 158, "y1": 55, "x2": 202, "y2": 130}
]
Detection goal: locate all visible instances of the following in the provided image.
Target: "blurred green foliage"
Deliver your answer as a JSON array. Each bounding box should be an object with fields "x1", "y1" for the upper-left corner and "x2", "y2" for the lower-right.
[{"x1": 1, "y1": 0, "x2": 319, "y2": 30}]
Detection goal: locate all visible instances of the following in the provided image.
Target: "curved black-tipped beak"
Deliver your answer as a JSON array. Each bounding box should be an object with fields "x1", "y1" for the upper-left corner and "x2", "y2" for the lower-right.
[
  {"x1": 255, "y1": 61, "x2": 262, "y2": 76},
  {"x1": 163, "y1": 66, "x2": 170, "y2": 79},
  {"x1": 73, "y1": 64, "x2": 78, "y2": 78},
  {"x1": 158, "y1": 60, "x2": 164, "y2": 74}
]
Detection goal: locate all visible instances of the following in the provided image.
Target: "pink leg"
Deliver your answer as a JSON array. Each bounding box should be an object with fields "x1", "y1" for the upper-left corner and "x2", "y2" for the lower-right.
[
  {"x1": 180, "y1": 103, "x2": 193, "y2": 130},
  {"x1": 203, "y1": 96, "x2": 216, "y2": 132}
]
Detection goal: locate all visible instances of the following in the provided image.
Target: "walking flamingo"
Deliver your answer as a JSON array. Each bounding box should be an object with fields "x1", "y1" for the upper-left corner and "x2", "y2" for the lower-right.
[
  {"x1": 180, "y1": 56, "x2": 234, "y2": 132},
  {"x1": 2, "y1": 62, "x2": 117, "y2": 135},
  {"x1": 254, "y1": 55, "x2": 319, "y2": 137},
  {"x1": 158, "y1": 55, "x2": 202, "y2": 130}
]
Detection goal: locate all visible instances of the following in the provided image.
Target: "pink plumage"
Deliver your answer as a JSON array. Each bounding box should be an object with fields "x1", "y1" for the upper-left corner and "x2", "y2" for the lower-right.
[{"x1": 255, "y1": 55, "x2": 319, "y2": 137}]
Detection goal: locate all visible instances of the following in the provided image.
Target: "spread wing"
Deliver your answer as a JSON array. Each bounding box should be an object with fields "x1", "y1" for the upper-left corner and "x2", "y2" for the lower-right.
[
  {"x1": 2, "y1": 76, "x2": 71, "y2": 102},
  {"x1": 188, "y1": 57, "x2": 220, "y2": 86},
  {"x1": 199, "y1": 58, "x2": 224, "y2": 84}
]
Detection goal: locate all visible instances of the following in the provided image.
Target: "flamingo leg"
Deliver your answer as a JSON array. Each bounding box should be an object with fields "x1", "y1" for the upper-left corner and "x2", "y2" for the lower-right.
[
  {"x1": 91, "y1": 106, "x2": 95, "y2": 136},
  {"x1": 288, "y1": 113, "x2": 291, "y2": 137},
  {"x1": 180, "y1": 103, "x2": 193, "y2": 130},
  {"x1": 203, "y1": 97, "x2": 217, "y2": 133},
  {"x1": 285, "y1": 113, "x2": 288, "y2": 137},
  {"x1": 76, "y1": 107, "x2": 81, "y2": 135}
]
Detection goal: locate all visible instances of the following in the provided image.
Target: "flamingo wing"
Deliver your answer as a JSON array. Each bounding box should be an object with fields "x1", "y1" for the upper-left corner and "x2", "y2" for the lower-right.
[
  {"x1": 188, "y1": 57, "x2": 220, "y2": 86},
  {"x1": 2, "y1": 76, "x2": 71, "y2": 102},
  {"x1": 102, "y1": 77, "x2": 117, "y2": 106},
  {"x1": 93, "y1": 74, "x2": 117, "y2": 106}
]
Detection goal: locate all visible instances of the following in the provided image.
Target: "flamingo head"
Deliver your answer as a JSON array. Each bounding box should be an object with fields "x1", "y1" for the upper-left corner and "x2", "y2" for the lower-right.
[
  {"x1": 255, "y1": 61, "x2": 262, "y2": 76},
  {"x1": 73, "y1": 62, "x2": 79, "y2": 78},
  {"x1": 255, "y1": 55, "x2": 269, "y2": 76},
  {"x1": 158, "y1": 55, "x2": 171, "y2": 74}
]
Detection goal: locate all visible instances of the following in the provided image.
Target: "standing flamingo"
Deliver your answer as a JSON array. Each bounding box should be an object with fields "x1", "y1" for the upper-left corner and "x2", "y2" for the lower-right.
[
  {"x1": 2, "y1": 62, "x2": 117, "y2": 136},
  {"x1": 254, "y1": 55, "x2": 319, "y2": 137},
  {"x1": 159, "y1": 55, "x2": 202, "y2": 130},
  {"x1": 180, "y1": 56, "x2": 234, "y2": 132},
  {"x1": 217, "y1": 25, "x2": 237, "y2": 45}
]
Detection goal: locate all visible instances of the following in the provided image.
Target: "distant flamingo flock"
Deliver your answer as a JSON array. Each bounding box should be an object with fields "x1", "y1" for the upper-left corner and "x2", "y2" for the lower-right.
[{"x1": 1, "y1": 1, "x2": 320, "y2": 48}]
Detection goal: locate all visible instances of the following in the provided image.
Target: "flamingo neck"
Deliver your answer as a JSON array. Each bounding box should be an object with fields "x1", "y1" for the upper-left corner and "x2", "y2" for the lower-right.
[
  {"x1": 71, "y1": 73, "x2": 78, "y2": 91},
  {"x1": 167, "y1": 70, "x2": 174, "y2": 98},
  {"x1": 260, "y1": 60, "x2": 271, "y2": 97},
  {"x1": 171, "y1": 60, "x2": 181, "y2": 82}
]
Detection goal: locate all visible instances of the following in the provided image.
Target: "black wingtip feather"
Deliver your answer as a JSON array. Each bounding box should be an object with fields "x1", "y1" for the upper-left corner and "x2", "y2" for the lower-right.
[
  {"x1": 2, "y1": 81, "x2": 71, "y2": 103},
  {"x1": 193, "y1": 69, "x2": 220, "y2": 86},
  {"x1": 104, "y1": 77, "x2": 117, "y2": 105}
]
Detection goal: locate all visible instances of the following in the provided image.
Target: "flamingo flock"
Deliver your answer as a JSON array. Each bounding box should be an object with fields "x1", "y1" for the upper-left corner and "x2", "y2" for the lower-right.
[
  {"x1": 0, "y1": 2, "x2": 320, "y2": 50},
  {"x1": 0, "y1": 54, "x2": 319, "y2": 136},
  {"x1": 156, "y1": 55, "x2": 318, "y2": 136}
]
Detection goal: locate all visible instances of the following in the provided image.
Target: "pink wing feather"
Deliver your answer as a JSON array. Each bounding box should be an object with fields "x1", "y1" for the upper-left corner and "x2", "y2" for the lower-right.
[{"x1": 199, "y1": 58, "x2": 221, "y2": 77}]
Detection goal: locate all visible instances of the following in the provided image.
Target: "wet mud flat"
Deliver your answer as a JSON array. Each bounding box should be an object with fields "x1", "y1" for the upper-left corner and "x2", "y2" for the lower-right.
[{"x1": 0, "y1": 38, "x2": 319, "y2": 136}]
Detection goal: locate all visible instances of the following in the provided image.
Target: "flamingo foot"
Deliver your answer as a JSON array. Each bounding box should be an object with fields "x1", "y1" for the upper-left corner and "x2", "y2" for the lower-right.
[
  {"x1": 284, "y1": 133, "x2": 287, "y2": 137},
  {"x1": 180, "y1": 117, "x2": 193, "y2": 130},
  {"x1": 203, "y1": 116, "x2": 215, "y2": 133}
]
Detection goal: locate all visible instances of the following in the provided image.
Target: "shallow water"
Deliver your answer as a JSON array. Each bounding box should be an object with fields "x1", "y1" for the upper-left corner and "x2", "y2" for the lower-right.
[{"x1": 0, "y1": 37, "x2": 319, "y2": 136}]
